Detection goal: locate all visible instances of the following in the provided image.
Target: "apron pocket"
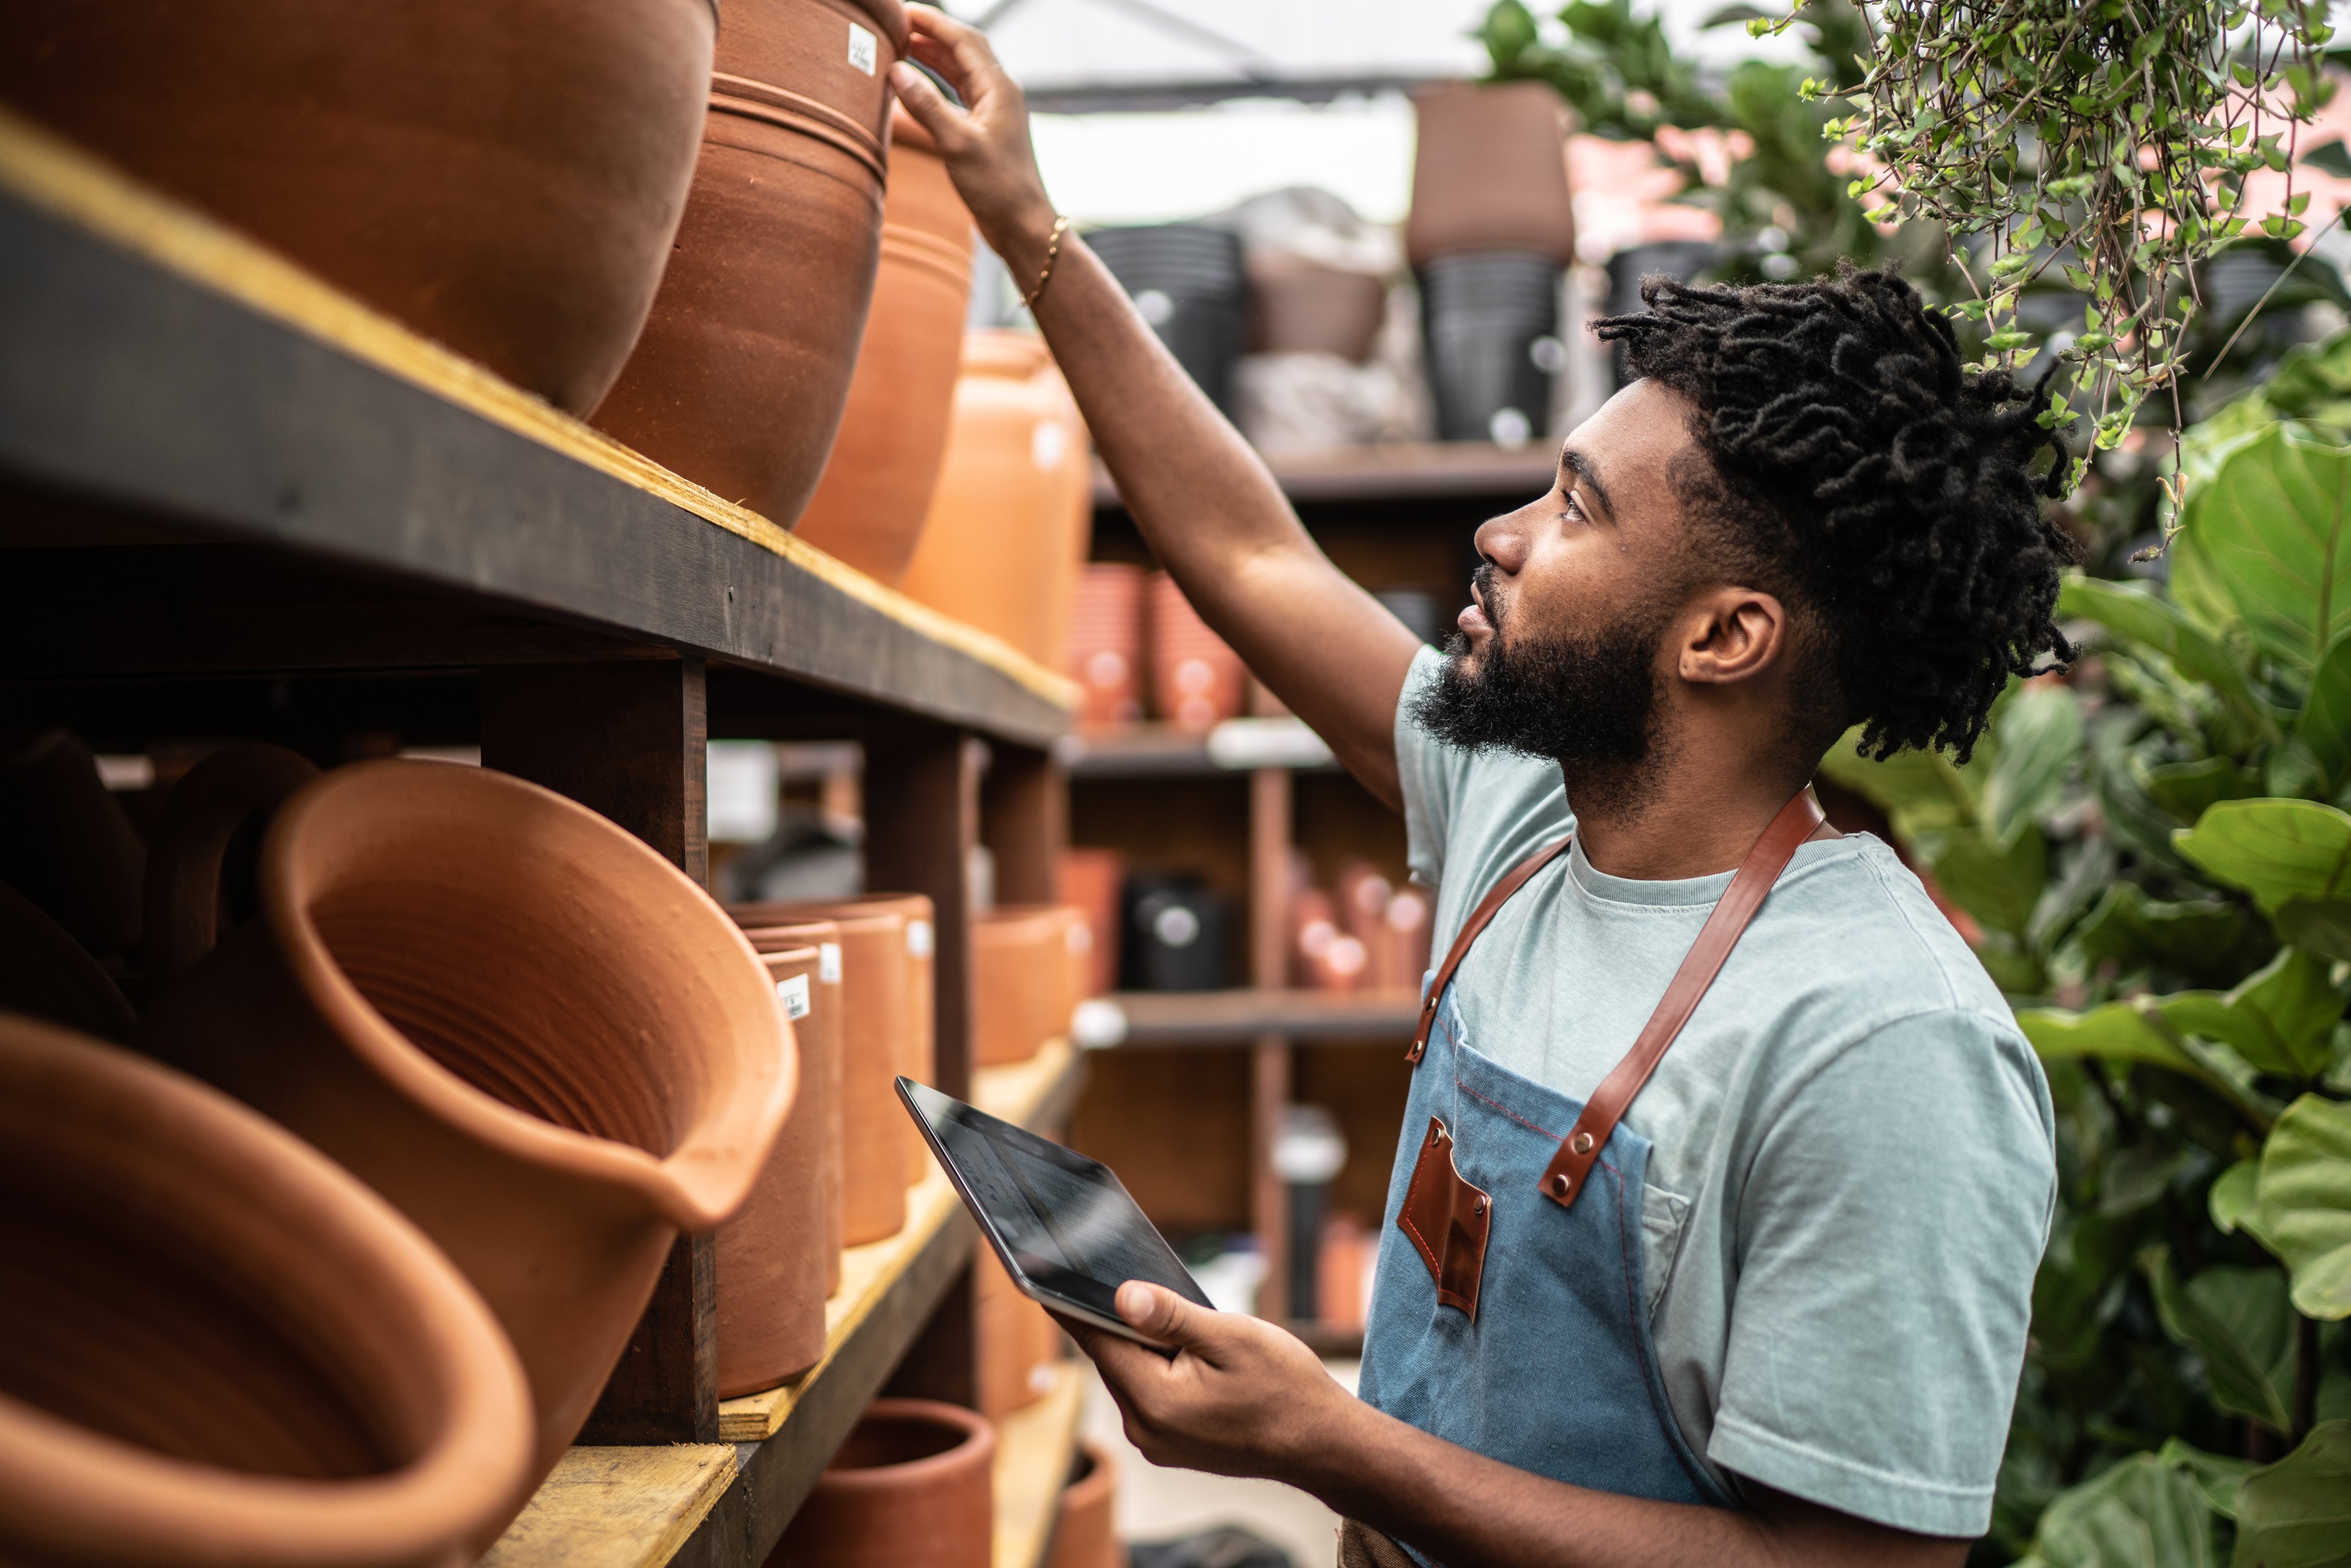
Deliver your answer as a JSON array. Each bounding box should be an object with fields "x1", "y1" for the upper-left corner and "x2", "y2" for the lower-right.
[{"x1": 1637, "y1": 1184, "x2": 1691, "y2": 1322}]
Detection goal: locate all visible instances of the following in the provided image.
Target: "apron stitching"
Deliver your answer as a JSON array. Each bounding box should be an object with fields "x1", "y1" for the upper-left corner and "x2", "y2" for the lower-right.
[
  {"x1": 1397, "y1": 1142, "x2": 1447, "y2": 1283},
  {"x1": 1610, "y1": 1154, "x2": 1723, "y2": 1503},
  {"x1": 1453, "y1": 1076, "x2": 1625, "y2": 1179}
]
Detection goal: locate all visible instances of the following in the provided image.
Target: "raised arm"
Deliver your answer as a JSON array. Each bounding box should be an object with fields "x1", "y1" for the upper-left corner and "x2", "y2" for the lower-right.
[{"x1": 890, "y1": 6, "x2": 1422, "y2": 806}]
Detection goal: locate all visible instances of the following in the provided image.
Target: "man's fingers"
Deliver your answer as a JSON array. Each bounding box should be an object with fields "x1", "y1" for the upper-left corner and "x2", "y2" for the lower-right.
[
  {"x1": 1116, "y1": 1281, "x2": 1217, "y2": 1351},
  {"x1": 905, "y1": 4, "x2": 1014, "y2": 113},
  {"x1": 887, "y1": 59, "x2": 965, "y2": 144}
]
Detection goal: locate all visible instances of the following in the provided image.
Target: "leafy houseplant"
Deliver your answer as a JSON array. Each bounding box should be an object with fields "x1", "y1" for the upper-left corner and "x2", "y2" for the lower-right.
[{"x1": 1823, "y1": 362, "x2": 2351, "y2": 1564}]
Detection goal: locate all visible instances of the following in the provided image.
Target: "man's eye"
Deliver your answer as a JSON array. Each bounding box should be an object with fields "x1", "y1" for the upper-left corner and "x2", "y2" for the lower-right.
[{"x1": 1562, "y1": 490, "x2": 1586, "y2": 522}]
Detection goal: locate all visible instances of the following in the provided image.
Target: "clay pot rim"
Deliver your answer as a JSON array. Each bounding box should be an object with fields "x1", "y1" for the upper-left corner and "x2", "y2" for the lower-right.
[
  {"x1": 262, "y1": 760, "x2": 793, "y2": 1232},
  {"x1": 0, "y1": 1016, "x2": 533, "y2": 1566},
  {"x1": 1063, "y1": 1437, "x2": 1116, "y2": 1508},
  {"x1": 819, "y1": 1398, "x2": 996, "y2": 1491}
]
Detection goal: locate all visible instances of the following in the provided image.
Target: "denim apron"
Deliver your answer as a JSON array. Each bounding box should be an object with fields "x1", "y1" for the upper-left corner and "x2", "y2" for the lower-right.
[{"x1": 1352, "y1": 791, "x2": 1824, "y2": 1566}]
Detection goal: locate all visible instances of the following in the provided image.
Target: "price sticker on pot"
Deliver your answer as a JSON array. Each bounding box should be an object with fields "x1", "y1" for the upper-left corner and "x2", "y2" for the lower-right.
[
  {"x1": 907, "y1": 919, "x2": 934, "y2": 959},
  {"x1": 847, "y1": 20, "x2": 877, "y2": 74},
  {"x1": 775, "y1": 972, "x2": 812, "y2": 1020},
  {"x1": 819, "y1": 942, "x2": 842, "y2": 985}
]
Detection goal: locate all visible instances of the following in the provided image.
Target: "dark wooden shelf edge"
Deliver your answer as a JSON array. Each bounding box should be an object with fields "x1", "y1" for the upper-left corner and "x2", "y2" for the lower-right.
[{"x1": 1097, "y1": 989, "x2": 1422, "y2": 1047}]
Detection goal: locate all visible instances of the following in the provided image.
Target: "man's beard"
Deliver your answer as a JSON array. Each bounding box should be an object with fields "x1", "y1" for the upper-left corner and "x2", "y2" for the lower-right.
[{"x1": 1408, "y1": 568, "x2": 1676, "y2": 818}]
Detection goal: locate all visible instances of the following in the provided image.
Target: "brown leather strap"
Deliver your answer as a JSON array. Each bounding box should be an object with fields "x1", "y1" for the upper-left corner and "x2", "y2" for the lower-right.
[
  {"x1": 1540, "y1": 788, "x2": 1824, "y2": 1210},
  {"x1": 1406, "y1": 835, "x2": 1575, "y2": 1063}
]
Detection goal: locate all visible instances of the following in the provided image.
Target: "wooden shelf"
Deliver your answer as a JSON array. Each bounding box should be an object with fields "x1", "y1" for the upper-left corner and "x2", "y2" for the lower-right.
[
  {"x1": 483, "y1": 1039, "x2": 1085, "y2": 1568},
  {"x1": 1056, "y1": 718, "x2": 1338, "y2": 778},
  {"x1": 992, "y1": 1360, "x2": 1087, "y2": 1568},
  {"x1": 1093, "y1": 441, "x2": 1560, "y2": 510},
  {"x1": 1079, "y1": 990, "x2": 1422, "y2": 1048},
  {"x1": 0, "y1": 108, "x2": 1073, "y2": 749}
]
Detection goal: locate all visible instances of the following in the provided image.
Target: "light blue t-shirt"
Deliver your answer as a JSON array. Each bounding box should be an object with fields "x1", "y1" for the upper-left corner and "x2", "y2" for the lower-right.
[{"x1": 1393, "y1": 647, "x2": 2054, "y2": 1538}]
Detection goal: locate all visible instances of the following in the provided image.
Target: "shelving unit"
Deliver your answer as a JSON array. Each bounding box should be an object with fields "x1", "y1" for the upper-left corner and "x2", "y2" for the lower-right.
[{"x1": 1, "y1": 110, "x2": 1083, "y2": 1566}]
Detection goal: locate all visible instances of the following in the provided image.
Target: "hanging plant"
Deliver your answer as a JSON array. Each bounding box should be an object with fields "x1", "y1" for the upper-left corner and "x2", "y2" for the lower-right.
[{"x1": 1753, "y1": 0, "x2": 2336, "y2": 500}]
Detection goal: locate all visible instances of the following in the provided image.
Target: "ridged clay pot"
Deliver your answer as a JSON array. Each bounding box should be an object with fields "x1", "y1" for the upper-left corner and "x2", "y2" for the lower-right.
[
  {"x1": 735, "y1": 919, "x2": 847, "y2": 1293},
  {"x1": 138, "y1": 757, "x2": 793, "y2": 1495},
  {"x1": 898, "y1": 332, "x2": 1093, "y2": 666},
  {"x1": 793, "y1": 105, "x2": 976, "y2": 583},
  {"x1": 1045, "y1": 1441, "x2": 1123, "y2": 1568},
  {"x1": 1404, "y1": 82, "x2": 1576, "y2": 269},
  {"x1": 595, "y1": 0, "x2": 910, "y2": 525},
  {"x1": 0, "y1": 730, "x2": 144, "y2": 962},
  {"x1": 733, "y1": 901, "x2": 909, "y2": 1246},
  {"x1": 1, "y1": 0, "x2": 715, "y2": 415},
  {"x1": 767, "y1": 1399, "x2": 994, "y2": 1568},
  {"x1": 976, "y1": 1245, "x2": 1060, "y2": 1423},
  {"x1": 716, "y1": 943, "x2": 834, "y2": 1395},
  {"x1": 973, "y1": 904, "x2": 1082, "y2": 1068},
  {"x1": 0, "y1": 1013, "x2": 534, "y2": 1568}
]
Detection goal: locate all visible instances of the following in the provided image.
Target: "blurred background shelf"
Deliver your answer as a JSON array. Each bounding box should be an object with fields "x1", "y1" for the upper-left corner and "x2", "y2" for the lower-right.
[
  {"x1": 1082, "y1": 990, "x2": 1422, "y2": 1048},
  {"x1": 1092, "y1": 441, "x2": 1561, "y2": 510}
]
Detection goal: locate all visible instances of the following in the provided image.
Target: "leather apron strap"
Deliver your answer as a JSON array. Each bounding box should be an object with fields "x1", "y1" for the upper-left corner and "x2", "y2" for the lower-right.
[{"x1": 1406, "y1": 835, "x2": 1575, "y2": 1066}]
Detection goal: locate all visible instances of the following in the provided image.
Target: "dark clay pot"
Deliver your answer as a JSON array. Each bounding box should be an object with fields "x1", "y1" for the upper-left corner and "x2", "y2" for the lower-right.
[
  {"x1": 767, "y1": 1398, "x2": 995, "y2": 1568},
  {"x1": 0, "y1": 0, "x2": 717, "y2": 415},
  {"x1": 595, "y1": 0, "x2": 911, "y2": 527},
  {"x1": 0, "y1": 1013, "x2": 533, "y2": 1568},
  {"x1": 0, "y1": 731, "x2": 143, "y2": 962}
]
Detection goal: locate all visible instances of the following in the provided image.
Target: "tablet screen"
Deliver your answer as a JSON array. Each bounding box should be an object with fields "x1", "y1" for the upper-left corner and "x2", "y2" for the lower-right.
[{"x1": 901, "y1": 1079, "x2": 1211, "y2": 1316}]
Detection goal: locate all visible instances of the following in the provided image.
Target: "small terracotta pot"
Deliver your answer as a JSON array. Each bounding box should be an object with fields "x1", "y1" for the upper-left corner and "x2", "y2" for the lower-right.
[
  {"x1": 793, "y1": 106, "x2": 976, "y2": 583},
  {"x1": 1056, "y1": 849, "x2": 1125, "y2": 1000},
  {"x1": 734, "y1": 919, "x2": 849, "y2": 1296},
  {"x1": 2, "y1": 0, "x2": 716, "y2": 415},
  {"x1": 977, "y1": 1245, "x2": 1060, "y2": 1422},
  {"x1": 1146, "y1": 573, "x2": 1246, "y2": 732},
  {"x1": 974, "y1": 905, "x2": 1082, "y2": 1067},
  {"x1": 594, "y1": 0, "x2": 910, "y2": 525},
  {"x1": 768, "y1": 1398, "x2": 994, "y2": 1568},
  {"x1": 139, "y1": 758, "x2": 792, "y2": 1499},
  {"x1": 0, "y1": 730, "x2": 144, "y2": 962},
  {"x1": 898, "y1": 332, "x2": 1094, "y2": 665},
  {"x1": 733, "y1": 901, "x2": 909, "y2": 1247},
  {"x1": 0, "y1": 880, "x2": 135, "y2": 1043},
  {"x1": 1404, "y1": 82, "x2": 1577, "y2": 269},
  {"x1": 0, "y1": 1013, "x2": 534, "y2": 1568},
  {"x1": 1045, "y1": 1441, "x2": 1123, "y2": 1568},
  {"x1": 1248, "y1": 255, "x2": 1389, "y2": 362},
  {"x1": 1064, "y1": 565, "x2": 1147, "y2": 729}
]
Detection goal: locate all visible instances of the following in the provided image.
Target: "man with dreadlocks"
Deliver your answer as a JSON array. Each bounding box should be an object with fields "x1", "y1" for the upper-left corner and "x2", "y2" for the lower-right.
[{"x1": 894, "y1": 12, "x2": 2064, "y2": 1566}]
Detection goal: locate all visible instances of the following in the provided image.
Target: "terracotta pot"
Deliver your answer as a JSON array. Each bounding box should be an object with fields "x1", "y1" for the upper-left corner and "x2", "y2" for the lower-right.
[
  {"x1": 974, "y1": 904, "x2": 1081, "y2": 1067},
  {"x1": 138, "y1": 757, "x2": 792, "y2": 1493},
  {"x1": 734, "y1": 919, "x2": 848, "y2": 1295},
  {"x1": 898, "y1": 332, "x2": 1094, "y2": 665},
  {"x1": 0, "y1": 1013, "x2": 534, "y2": 1568},
  {"x1": 1, "y1": 0, "x2": 714, "y2": 415},
  {"x1": 1064, "y1": 565, "x2": 1147, "y2": 729},
  {"x1": 732, "y1": 901, "x2": 909, "y2": 1246},
  {"x1": 793, "y1": 106, "x2": 976, "y2": 583},
  {"x1": 976, "y1": 1245, "x2": 1060, "y2": 1423},
  {"x1": 594, "y1": 0, "x2": 910, "y2": 525},
  {"x1": 1146, "y1": 573, "x2": 1246, "y2": 732},
  {"x1": 1045, "y1": 1441, "x2": 1123, "y2": 1568},
  {"x1": 768, "y1": 1398, "x2": 994, "y2": 1568},
  {"x1": 0, "y1": 730, "x2": 143, "y2": 961},
  {"x1": 1056, "y1": 849, "x2": 1125, "y2": 999},
  {"x1": 1405, "y1": 82, "x2": 1577, "y2": 269},
  {"x1": 0, "y1": 880, "x2": 135, "y2": 1043},
  {"x1": 1248, "y1": 255, "x2": 1389, "y2": 362},
  {"x1": 140, "y1": 742, "x2": 321, "y2": 1003}
]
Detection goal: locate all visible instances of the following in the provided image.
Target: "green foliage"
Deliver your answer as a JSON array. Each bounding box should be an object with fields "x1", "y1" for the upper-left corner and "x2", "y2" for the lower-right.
[
  {"x1": 2012, "y1": 1450, "x2": 2222, "y2": 1567},
  {"x1": 2229, "y1": 1420, "x2": 2351, "y2": 1566}
]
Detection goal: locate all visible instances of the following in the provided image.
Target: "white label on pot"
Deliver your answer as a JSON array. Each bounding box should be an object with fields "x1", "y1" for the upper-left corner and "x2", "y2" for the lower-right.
[
  {"x1": 1031, "y1": 419, "x2": 1068, "y2": 471},
  {"x1": 847, "y1": 21, "x2": 877, "y2": 73},
  {"x1": 819, "y1": 942, "x2": 843, "y2": 984},
  {"x1": 775, "y1": 973, "x2": 812, "y2": 1019},
  {"x1": 907, "y1": 918, "x2": 934, "y2": 959}
]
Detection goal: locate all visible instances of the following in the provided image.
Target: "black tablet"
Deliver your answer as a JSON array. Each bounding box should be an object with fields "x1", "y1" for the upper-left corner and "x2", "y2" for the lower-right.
[{"x1": 898, "y1": 1076, "x2": 1213, "y2": 1349}]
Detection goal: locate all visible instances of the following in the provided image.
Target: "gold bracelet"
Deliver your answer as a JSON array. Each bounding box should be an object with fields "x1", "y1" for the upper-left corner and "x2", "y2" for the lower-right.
[{"x1": 1019, "y1": 216, "x2": 1070, "y2": 311}]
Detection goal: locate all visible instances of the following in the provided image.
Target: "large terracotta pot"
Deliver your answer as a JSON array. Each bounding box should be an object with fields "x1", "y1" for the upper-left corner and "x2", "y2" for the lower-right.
[
  {"x1": 898, "y1": 332, "x2": 1094, "y2": 666},
  {"x1": 1045, "y1": 1441, "x2": 1123, "y2": 1568},
  {"x1": 1404, "y1": 82, "x2": 1576, "y2": 269},
  {"x1": 733, "y1": 901, "x2": 909, "y2": 1246},
  {"x1": 974, "y1": 905, "x2": 1082, "y2": 1068},
  {"x1": 0, "y1": 730, "x2": 143, "y2": 962},
  {"x1": 138, "y1": 757, "x2": 792, "y2": 1489},
  {"x1": 0, "y1": 1013, "x2": 534, "y2": 1568},
  {"x1": 716, "y1": 941, "x2": 838, "y2": 1397},
  {"x1": 976, "y1": 1245, "x2": 1060, "y2": 1423},
  {"x1": 733, "y1": 918, "x2": 848, "y2": 1295},
  {"x1": 595, "y1": 0, "x2": 910, "y2": 525},
  {"x1": 0, "y1": 880, "x2": 134, "y2": 1043},
  {"x1": 793, "y1": 105, "x2": 976, "y2": 583},
  {"x1": 1, "y1": 0, "x2": 715, "y2": 415},
  {"x1": 768, "y1": 1399, "x2": 994, "y2": 1568}
]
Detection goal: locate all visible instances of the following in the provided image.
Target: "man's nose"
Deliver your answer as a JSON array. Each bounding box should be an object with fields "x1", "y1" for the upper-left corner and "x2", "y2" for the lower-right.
[{"x1": 1473, "y1": 511, "x2": 1531, "y2": 576}]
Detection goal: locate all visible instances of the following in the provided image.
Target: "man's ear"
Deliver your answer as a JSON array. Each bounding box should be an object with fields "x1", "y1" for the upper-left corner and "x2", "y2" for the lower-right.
[{"x1": 1676, "y1": 586, "x2": 1788, "y2": 686}]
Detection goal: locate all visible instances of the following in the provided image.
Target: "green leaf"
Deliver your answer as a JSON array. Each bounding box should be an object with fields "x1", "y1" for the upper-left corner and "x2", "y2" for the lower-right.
[
  {"x1": 2016, "y1": 1451, "x2": 2222, "y2": 1568},
  {"x1": 1987, "y1": 683, "x2": 2087, "y2": 839},
  {"x1": 2176, "y1": 800, "x2": 2351, "y2": 915},
  {"x1": 2181, "y1": 426, "x2": 2351, "y2": 681},
  {"x1": 2148, "y1": 1250, "x2": 2298, "y2": 1433},
  {"x1": 1932, "y1": 822, "x2": 2046, "y2": 937},
  {"x1": 2147, "y1": 758, "x2": 2268, "y2": 827},
  {"x1": 2023, "y1": 1001, "x2": 2215, "y2": 1082},
  {"x1": 2159, "y1": 947, "x2": 2345, "y2": 1079},
  {"x1": 2074, "y1": 884, "x2": 2277, "y2": 988},
  {"x1": 2230, "y1": 1421, "x2": 2351, "y2": 1568},
  {"x1": 2257, "y1": 1095, "x2": 2351, "y2": 1319},
  {"x1": 2297, "y1": 638, "x2": 2351, "y2": 799},
  {"x1": 2278, "y1": 899, "x2": 2351, "y2": 965},
  {"x1": 2057, "y1": 576, "x2": 2273, "y2": 738},
  {"x1": 2214, "y1": 1158, "x2": 2284, "y2": 1252},
  {"x1": 2158, "y1": 1439, "x2": 2259, "y2": 1518}
]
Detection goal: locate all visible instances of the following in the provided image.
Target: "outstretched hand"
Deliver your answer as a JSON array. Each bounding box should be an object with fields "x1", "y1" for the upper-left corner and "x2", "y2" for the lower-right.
[
  {"x1": 1060, "y1": 1281, "x2": 1363, "y2": 1485},
  {"x1": 890, "y1": 6, "x2": 1059, "y2": 270}
]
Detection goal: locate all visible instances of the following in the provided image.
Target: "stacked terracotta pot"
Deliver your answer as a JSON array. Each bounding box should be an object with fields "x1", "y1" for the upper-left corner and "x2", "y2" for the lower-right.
[
  {"x1": 1147, "y1": 572, "x2": 1247, "y2": 732},
  {"x1": 1292, "y1": 860, "x2": 1430, "y2": 995},
  {"x1": 898, "y1": 332, "x2": 1095, "y2": 666},
  {"x1": 771, "y1": 1398, "x2": 996, "y2": 1567},
  {"x1": 1063, "y1": 565, "x2": 1148, "y2": 729},
  {"x1": 973, "y1": 904, "x2": 1088, "y2": 1067}
]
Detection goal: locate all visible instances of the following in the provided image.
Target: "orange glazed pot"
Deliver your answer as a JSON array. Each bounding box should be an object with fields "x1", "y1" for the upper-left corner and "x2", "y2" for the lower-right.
[
  {"x1": 1045, "y1": 1441, "x2": 1124, "y2": 1568},
  {"x1": 138, "y1": 759, "x2": 793, "y2": 1497},
  {"x1": 898, "y1": 331, "x2": 1094, "y2": 666},
  {"x1": 974, "y1": 904, "x2": 1082, "y2": 1067},
  {"x1": 793, "y1": 105, "x2": 976, "y2": 583},
  {"x1": 768, "y1": 1399, "x2": 994, "y2": 1568},
  {"x1": 0, "y1": 1014, "x2": 534, "y2": 1568},
  {"x1": 733, "y1": 920, "x2": 848, "y2": 1296},
  {"x1": 595, "y1": 0, "x2": 909, "y2": 525},
  {"x1": 1, "y1": 0, "x2": 713, "y2": 415}
]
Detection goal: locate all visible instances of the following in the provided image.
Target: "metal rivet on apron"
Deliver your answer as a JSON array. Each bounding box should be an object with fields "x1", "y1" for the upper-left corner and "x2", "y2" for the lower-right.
[
  {"x1": 1430, "y1": 1125, "x2": 1444, "y2": 1147},
  {"x1": 1472, "y1": 1196, "x2": 1486, "y2": 1215},
  {"x1": 1550, "y1": 1174, "x2": 1570, "y2": 1198},
  {"x1": 1570, "y1": 1131, "x2": 1595, "y2": 1156}
]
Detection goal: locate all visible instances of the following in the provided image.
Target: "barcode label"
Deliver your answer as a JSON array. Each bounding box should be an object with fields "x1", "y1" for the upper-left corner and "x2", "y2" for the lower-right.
[
  {"x1": 819, "y1": 942, "x2": 842, "y2": 984},
  {"x1": 847, "y1": 21, "x2": 877, "y2": 73}
]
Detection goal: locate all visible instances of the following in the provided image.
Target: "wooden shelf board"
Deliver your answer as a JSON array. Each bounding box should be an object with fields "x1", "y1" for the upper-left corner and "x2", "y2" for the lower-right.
[
  {"x1": 481, "y1": 1446, "x2": 738, "y2": 1568},
  {"x1": 1093, "y1": 441, "x2": 1559, "y2": 510},
  {"x1": 1087, "y1": 990, "x2": 1422, "y2": 1048},
  {"x1": 0, "y1": 108, "x2": 1074, "y2": 747},
  {"x1": 992, "y1": 1360, "x2": 1087, "y2": 1568}
]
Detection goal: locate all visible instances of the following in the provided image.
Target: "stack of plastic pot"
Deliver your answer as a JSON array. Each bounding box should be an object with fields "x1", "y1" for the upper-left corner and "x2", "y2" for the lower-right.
[
  {"x1": 1147, "y1": 572, "x2": 1247, "y2": 732},
  {"x1": 1404, "y1": 82, "x2": 1577, "y2": 445},
  {"x1": 1063, "y1": 563, "x2": 1148, "y2": 728},
  {"x1": 1088, "y1": 223, "x2": 1250, "y2": 416}
]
